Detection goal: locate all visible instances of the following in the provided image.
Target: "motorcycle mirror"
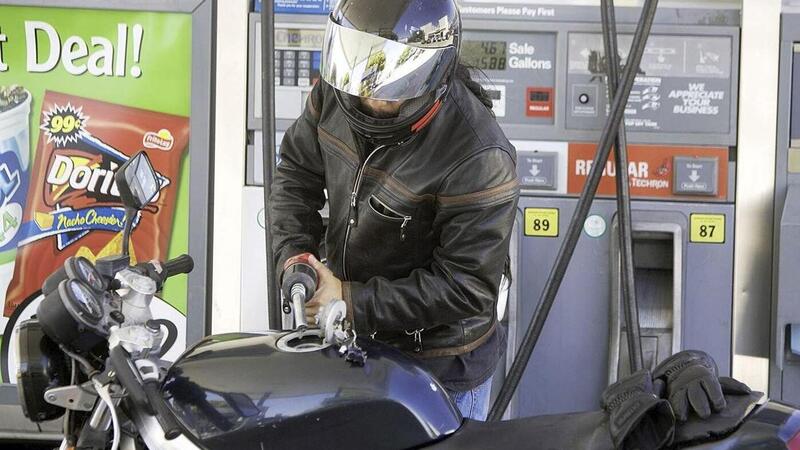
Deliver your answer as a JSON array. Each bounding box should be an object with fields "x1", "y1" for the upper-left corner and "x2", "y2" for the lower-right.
[{"x1": 115, "y1": 151, "x2": 160, "y2": 211}]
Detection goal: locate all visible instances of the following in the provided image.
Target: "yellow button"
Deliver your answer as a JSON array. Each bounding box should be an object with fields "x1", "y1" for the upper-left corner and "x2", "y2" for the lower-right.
[
  {"x1": 525, "y1": 208, "x2": 559, "y2": 237},
  {"x1": 690, "y1": 214, "x2": 725, "y2": 244}
]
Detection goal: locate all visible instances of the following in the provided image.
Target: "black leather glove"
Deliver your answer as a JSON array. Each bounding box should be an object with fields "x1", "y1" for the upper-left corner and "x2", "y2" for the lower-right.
[
  {"x1": 719, "y1": 376, "x2": 752, "y2": 396},
  {"x1": 602, "y1": 370, "x2": 675, "y2": 449},
  {"x1": 652, "y1": 350, "x2": 725, "y2": 422}
]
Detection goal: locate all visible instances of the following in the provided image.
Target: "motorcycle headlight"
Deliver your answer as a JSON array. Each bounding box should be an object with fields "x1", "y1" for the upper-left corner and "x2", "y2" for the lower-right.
[{"x1": 16, "y1": 318, "x2": 70, "y2": 422}]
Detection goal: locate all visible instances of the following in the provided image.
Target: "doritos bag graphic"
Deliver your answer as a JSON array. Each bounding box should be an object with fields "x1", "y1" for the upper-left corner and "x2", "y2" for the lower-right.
[{"x1": 3, "y1": 91, "x2": 188, "y2": 316}]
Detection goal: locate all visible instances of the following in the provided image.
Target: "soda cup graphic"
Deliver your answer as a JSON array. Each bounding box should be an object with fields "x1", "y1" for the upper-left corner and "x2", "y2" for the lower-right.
[
  {"x1": 0, "y1": 87, "x2": 31, "y2": 252},
  {"x1": 0, "y1": 87, "x2": 31, "y2": 324}
]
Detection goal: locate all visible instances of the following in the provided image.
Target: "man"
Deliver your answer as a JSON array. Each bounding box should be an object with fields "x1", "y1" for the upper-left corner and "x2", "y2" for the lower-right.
[{"x1": 270, "y1": 0, "x2": 518, "y2": 420}]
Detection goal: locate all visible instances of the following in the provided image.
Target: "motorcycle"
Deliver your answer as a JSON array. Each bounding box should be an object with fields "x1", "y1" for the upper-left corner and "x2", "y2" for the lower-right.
[{"x1": 12, "y1": 150, "x2": 800, "y2": 450}]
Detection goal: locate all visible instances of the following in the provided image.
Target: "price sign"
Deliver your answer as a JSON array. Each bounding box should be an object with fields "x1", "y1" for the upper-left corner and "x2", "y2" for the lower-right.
[
  {"x1": 525, "y1": 208, "x2": 559, "y2": 237},
  {"x1": 690, "y1": 214, "x2": 726, "y2": 244},
  {"x1": 42, "y1": 104, "x2": 88, "y2": 145}
]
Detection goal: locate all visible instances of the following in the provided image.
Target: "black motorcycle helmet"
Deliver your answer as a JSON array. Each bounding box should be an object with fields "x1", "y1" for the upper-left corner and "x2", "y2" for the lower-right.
[{"x1": 320, "y1": 0, "x2": 461, "y2": 145}]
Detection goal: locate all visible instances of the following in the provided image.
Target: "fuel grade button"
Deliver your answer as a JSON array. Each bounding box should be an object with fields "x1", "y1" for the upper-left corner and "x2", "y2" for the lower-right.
[{"x1": 673, "y1": 156, "x2": 719, "y2": 196}]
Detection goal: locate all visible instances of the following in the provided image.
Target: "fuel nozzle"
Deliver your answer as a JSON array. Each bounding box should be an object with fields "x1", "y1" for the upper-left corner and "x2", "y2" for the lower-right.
[{"x1": 280, "y1": 253, "x2": 318, "y2": 331}]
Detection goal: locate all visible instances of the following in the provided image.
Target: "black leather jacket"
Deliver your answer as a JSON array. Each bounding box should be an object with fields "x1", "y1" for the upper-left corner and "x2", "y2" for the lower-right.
[{"x1": 271, "y1": 79, "x2": 519, "y2": 359}]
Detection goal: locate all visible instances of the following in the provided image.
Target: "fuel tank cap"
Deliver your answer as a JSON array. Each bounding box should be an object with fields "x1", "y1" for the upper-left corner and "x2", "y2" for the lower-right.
[{"x1": 275, "y1": 329, "x2": 331, "y2": 353}]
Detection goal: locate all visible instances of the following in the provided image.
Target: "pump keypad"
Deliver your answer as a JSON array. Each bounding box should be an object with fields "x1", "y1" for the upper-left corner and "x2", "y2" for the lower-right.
[{"x1": 275, "y1": 50, "x2": 321, "y2": 88}]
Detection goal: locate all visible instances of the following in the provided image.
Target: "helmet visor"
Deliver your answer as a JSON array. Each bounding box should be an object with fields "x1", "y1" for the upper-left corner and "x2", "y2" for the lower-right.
[{"x1": 321, "y1": 18, "x2": 457, "y2": 101}]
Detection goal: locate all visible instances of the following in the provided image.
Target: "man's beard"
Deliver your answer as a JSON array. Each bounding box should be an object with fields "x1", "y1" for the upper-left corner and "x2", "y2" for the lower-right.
[
  {"x1": 365, "y1": 108, "x2": 400, "y2": 119},
  {"x1": 358, "y1": 102, "x2": 401, "y2": 119}
]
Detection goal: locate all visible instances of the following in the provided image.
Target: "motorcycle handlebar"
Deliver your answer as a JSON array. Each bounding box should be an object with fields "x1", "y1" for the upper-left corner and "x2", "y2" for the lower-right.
[
  {"x1": 109, "y1": 346, "x2": 153, "y2": 416},
  {"x1": 162, "y1": 255, "x2": 194, "y2": 279},
  {"x1": 143, "y1": 382, "x2": 182, "y2": 440},
  {"x1": 109, "y1": 346, "x2": 182, "y2": 440}
]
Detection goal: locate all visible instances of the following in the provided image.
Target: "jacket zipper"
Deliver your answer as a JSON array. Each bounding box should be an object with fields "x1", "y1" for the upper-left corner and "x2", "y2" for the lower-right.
[
  {"x1": 405, "y1": 329, "x2": 425, "y2": 353},
  {"x1": 342, "y1": 144, "x2": 389, "y2": 281},
  {"x1": 370, "y1": 196, "x2": 413, "y2": 242}
]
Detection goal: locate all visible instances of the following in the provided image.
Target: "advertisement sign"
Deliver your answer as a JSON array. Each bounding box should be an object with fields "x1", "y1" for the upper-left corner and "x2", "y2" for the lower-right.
[
  {"x1": 0, "y1": 6, "x2": 192, "y2": 382},
  {"x1": 567, "y1": 143, "x2": 729, "y2": 200},
  {"x1": 566, "y1": 33, "x2": 734, "y2": 135}
]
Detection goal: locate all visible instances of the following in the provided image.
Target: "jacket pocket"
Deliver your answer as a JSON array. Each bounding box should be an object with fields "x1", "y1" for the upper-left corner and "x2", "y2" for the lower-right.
[
  {"x1": 346, "y1": 194, "x2": 418, "y2": 282},
  {"x1": 368, "y1": 195, "x2": 413, "y2": 242}
]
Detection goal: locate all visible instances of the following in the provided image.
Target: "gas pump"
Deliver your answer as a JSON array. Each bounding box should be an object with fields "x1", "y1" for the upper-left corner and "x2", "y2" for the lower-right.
[
  {"x1": 772, "y1": 8, "x2": 800, "y2": 406},
  {"x1": 242, "y1": 5, "x2": 331, "y2": 331},
  {"x1": 456, "y1": 2, "x2": 741, "y2": 418}
]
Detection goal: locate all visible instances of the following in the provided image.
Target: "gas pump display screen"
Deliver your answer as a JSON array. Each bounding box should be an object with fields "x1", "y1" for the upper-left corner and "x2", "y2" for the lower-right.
[
  {"x1": 460, "y1": 30, "x2": 556, "y2": 125},
  {"x1": 462, "y1": 40, "x2": 508, "y2": 71},
  {"x1": 530, "y1": 90, "x2": 550, "y2": 102},
  {"x1": 274, "y1": 28, "x2": 325, "y2": 48}
]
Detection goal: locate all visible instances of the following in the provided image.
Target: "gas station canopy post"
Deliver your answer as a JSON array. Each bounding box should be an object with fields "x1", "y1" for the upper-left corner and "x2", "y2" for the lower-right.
[{"x1": 488, "y1": 0, "x2": 660, "y2": 421}]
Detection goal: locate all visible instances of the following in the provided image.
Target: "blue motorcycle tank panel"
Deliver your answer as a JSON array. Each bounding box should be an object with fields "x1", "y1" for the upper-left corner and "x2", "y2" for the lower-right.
[{"x1": 162, "y1": 332, "x2": 462, "y2": 450}]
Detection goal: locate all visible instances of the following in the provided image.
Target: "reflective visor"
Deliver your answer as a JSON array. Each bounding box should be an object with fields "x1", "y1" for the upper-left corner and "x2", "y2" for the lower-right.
[{"x1": 321, "y1": 18, "x2": 457, "y2": 101}]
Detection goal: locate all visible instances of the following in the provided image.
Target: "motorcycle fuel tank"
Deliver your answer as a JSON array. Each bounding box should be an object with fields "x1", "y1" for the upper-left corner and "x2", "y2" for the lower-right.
[{"x1": 161, "y1": 330, "x2": 462, "y2": 450}]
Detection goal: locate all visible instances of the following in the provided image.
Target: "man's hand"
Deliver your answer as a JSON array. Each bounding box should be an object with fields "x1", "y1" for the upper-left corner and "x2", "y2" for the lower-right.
[{"x1": 305, "y1": 255, "x2": 343, "y2": 325}]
